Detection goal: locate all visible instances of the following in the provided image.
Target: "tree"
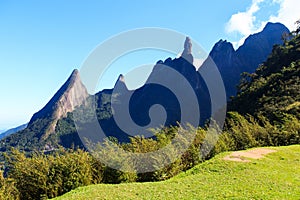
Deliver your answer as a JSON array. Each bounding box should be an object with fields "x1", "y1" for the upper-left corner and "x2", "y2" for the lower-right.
[{"x1": 293, "y1": 19, "x2": 300, "y2": 35}]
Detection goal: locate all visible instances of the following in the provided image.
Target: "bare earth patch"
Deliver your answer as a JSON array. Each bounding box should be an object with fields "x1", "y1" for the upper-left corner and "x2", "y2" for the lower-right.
[{"x1": 223, "y1": 148, "x2": 277, "y2": 162}]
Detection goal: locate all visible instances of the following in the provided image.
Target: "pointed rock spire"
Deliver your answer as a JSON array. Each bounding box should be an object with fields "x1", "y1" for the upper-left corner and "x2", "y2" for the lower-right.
[
  {"x1": 181, "y1": 36, "x2": 194, "y2": 64},
  {"x1": 183, "y1": 37, "x2": 192, "y2": 54},
  {"x1": 28, "y1": 69, "x2": 89, "y2": 140}
]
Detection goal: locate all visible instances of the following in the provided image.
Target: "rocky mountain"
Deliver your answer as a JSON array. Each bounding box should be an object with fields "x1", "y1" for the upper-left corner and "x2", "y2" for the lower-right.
[
  {"x1": 28, "y1": 69, "x2": 89, "y2": 140},
  {"x1": 0, "y1": 70, "x2": 89, "y2": 152},
  {"x1": 201, "y1": 22, "x2": 290, "y2": 99}
]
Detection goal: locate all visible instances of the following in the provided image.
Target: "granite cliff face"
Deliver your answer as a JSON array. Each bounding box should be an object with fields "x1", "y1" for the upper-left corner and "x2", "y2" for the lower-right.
[
  {"x1": 28, "y1": 69, "x2": 89, "y2": 140},
  {"x1": 200, "y1": 22, "x2": 290, "y2": 99}
]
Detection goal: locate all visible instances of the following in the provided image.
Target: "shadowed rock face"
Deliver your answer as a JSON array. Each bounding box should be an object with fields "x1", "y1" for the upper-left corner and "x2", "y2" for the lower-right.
[
  {"x1": 200, "y1": 22, "x2": 290, "y2": 99},
  {"x1": 28, "y1": 69, "x2": 89, "y2": 140}
]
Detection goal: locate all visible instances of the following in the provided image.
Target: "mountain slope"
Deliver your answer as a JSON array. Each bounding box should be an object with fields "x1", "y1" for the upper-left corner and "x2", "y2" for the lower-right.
[
  {"x1": 229, "y1": 33, "x2": 300, "y2": 122},
  {"x1": 201, "y1": 22, "x2": 290, "y2": 99}
]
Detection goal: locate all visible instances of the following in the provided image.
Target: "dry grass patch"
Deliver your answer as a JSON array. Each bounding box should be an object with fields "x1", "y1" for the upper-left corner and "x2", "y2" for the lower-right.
[{"x1": 223, "y1": 148, "x2": 277, "y2": 162}]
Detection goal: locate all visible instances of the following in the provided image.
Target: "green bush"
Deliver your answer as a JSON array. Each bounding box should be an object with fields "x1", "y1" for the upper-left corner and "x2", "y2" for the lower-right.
[
  {"x1": 88, "y1": 139, "x2": 137, "y2": 184},
  {"x1": 225, "y1": 112, "x2": 258, "y2": 150},
  {"x1": 5, "y1": 148, "x2": 104, "y2": 200},
  {"x1": 0, "y1": 171, "x2": 19, "y2": 200}
]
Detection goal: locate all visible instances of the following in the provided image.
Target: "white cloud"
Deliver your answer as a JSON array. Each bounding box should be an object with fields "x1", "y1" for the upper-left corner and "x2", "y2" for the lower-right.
[
  {"x1": 226, "y1": 0, "x2": 300, "y2": 48},
  {"x1": 268, "y1": 0, "x2": 300, "y2": 31},
  {"x1": 226, "y1": 0, "x2": 265, "y2": 36}
]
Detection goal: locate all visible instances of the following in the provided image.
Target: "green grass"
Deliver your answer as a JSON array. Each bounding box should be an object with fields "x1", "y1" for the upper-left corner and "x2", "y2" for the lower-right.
[{"x1": 54, "y1": 145, "x2": 300, "y2": 200}]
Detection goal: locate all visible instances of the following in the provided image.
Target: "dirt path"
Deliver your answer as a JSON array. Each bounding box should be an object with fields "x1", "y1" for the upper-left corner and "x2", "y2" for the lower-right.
[{"x1": 223, "y1": 148, "x2": 277, "y2": 162}]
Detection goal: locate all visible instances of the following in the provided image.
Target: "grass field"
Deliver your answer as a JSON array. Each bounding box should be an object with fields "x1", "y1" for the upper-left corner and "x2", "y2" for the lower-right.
[{"x1": 54, "y1": 145, "x2": 300, "y2": 200}]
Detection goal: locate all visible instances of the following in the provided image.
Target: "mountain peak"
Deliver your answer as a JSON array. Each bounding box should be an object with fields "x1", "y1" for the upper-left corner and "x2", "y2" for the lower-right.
[
  {"x1": 263, "y1": 22, "x2": 289, "y2": 32},
  {"x1": 200, "y1": 22, "x2": 290, "y2": 99},
  {"x1": 239, "y1": 22, "x2": 289, "y2": 50},
  {"x1": 211, "y1": 39, "x2": 234, "y2": 53},
  {"x1": 207, "y1": 39, "x2": 235, "y2": 62},
  {"x1": 117, "y1": 74, "x2": 125, "y2": 83},
  {"x1": 113, "y1": 74, "x2": 128, "y2": 92},
  {"x1": 28, "y1": 69, "x2": 89, "y2": 140},
  {"x1": 65, "y1": 69, "x2": 81, "y2": 88},
  {"x1": 70, "y1": 69, "x2": 79, "y2": 78}
]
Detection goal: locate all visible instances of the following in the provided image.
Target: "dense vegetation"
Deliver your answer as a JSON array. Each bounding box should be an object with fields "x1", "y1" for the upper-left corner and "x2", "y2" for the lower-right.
[
  {"x1": 0, "y1": 28, "x2": 299, "y2": 199},
  {"x1": 1, "y1": 109, "x2": 299, "y2": 199},
  {"x1": 230, "y1": 33, "x2": 300, "y2": 123}
]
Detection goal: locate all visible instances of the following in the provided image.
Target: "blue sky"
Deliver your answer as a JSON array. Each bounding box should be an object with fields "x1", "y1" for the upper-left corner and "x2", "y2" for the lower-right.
[{"x1": 0, "y1": 0, "x2": 299, "y2": 130}]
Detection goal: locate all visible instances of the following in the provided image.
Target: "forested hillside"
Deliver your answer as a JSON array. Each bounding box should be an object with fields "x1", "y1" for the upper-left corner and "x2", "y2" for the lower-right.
[{"x1": 230, "y1": 32, "x2": 300, "y2": 125}]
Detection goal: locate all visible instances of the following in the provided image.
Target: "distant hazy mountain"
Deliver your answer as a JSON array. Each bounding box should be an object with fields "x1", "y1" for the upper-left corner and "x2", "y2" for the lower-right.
[
  {"x1": 0, "y1": 123, "x2": 27, "y2": 140},
  {"x1": 201, "y1": 22, "x2": 289, "y2": 99}
]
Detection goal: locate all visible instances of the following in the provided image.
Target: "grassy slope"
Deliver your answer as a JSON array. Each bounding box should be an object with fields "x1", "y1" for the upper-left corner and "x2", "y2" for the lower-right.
[{"x1": 55, "y1": 145, "x2": 300, "y2": 200}]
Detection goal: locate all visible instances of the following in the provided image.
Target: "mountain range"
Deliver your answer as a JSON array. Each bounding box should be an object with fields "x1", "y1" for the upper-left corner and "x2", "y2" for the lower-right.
[{"x1": 0, "y1": 22, "x2": 289, "y2": 152}]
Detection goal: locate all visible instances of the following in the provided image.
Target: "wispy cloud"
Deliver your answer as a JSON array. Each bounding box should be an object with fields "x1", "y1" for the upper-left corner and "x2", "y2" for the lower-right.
[{"x1": 226, "y1": 0, "x2": 300, "y2": 48}]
